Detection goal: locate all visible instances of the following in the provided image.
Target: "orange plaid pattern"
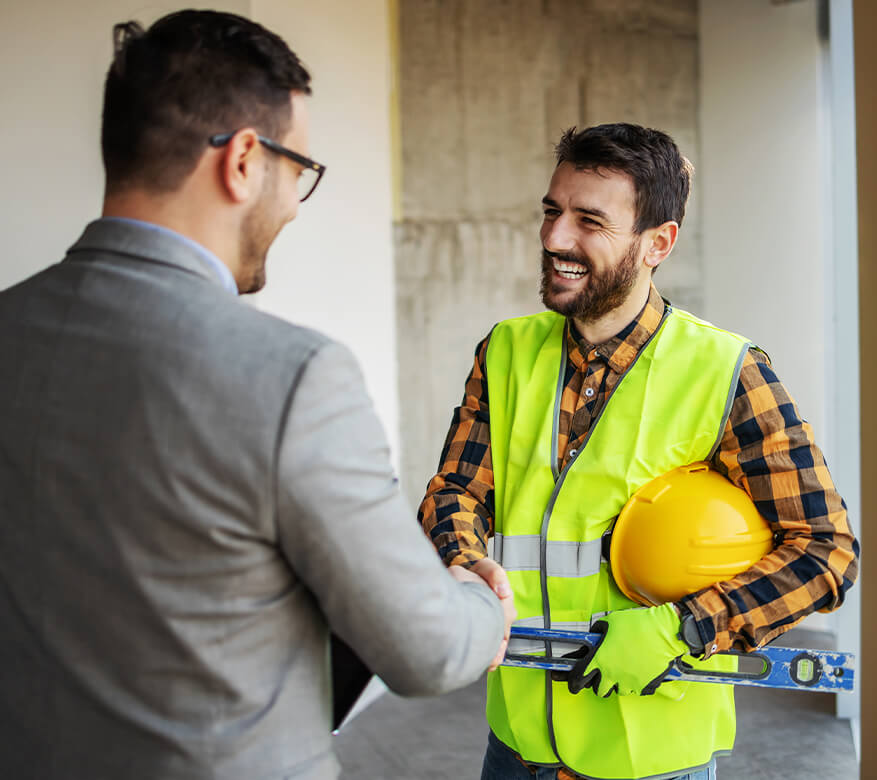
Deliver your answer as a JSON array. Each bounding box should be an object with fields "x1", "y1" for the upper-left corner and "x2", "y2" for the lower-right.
[{"x1": 418, "y1": 285, "x2": 859, "y2": 660}]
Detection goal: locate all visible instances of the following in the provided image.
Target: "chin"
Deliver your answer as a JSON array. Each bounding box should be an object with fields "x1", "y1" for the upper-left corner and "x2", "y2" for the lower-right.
[
  {"x1": 542, "y1": 296, "x2": 573, "y2": 317},
  {"x1": 541, "y1": 286, "x2": 579, "y2": 316},
  {"x1": 239, "y1": 268, "x2": 267, "y2": 295}
]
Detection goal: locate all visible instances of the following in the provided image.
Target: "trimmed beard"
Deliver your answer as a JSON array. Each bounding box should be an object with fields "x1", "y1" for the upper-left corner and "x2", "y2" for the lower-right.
[
  {"x1": 237, "y1": 162, "x2": 280, "y2": 295},
  {"x1": 539, "y1": 236, "x2": 642, "y2": 322}
]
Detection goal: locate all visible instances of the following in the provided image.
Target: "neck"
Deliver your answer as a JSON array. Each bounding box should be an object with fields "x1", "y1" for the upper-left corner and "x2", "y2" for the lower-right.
[
  {"x1": 102, "y1": 188, "x2": 241, "y2": 281},
  {"x1": 572, "y1": 277, "x2": 652, "y2": 345}
]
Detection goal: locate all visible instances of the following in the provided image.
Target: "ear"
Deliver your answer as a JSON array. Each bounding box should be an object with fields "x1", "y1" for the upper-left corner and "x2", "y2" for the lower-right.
[
  {"x1": 643, "y1": 221, "x2": 679, "y2": 269},
  {"x1": 217, "y1": 129, "x2": 263, "y2": 204}
]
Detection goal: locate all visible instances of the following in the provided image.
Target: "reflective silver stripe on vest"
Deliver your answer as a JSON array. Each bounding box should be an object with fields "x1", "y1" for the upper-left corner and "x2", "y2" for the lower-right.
[
  {"x1": 494, "y1": 533, "x2": 603, "y2": 578},
  {"x1": 507, "y1": 615, "x2": 608, "y2": 655}
]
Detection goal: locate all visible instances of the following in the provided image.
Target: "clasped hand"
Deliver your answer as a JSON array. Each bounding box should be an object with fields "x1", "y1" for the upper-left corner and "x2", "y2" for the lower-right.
[{"x1": 449, "y1": 559, "x2": 516, "y2": 671}]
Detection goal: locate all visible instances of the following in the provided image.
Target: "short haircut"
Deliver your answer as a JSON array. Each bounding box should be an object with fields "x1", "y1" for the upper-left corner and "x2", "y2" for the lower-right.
[
  {"x1": 102, "y1": 10, "x2": 311, "y2": 195},
  {"x1": 554, "y1": 124, "x2": 693, "y2": 232}
]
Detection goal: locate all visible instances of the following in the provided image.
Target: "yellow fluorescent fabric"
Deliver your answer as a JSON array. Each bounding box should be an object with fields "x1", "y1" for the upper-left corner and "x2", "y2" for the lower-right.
[{"x1": 485, "y1": 307, "x2": 749, "y2": 779}]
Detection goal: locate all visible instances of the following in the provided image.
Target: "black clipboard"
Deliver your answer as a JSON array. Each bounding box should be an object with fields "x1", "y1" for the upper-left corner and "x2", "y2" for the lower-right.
[{"x1": 330, "y1": 632, "x2": 377, "y2": 732}]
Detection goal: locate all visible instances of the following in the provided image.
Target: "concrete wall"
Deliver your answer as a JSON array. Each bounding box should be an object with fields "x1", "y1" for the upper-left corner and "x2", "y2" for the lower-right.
[
  {"x1": 0, "y1": 0, "x2": 400, "y2": 456},
  {"x1": 395, "y1": 0, "x2": 701, "y2": 503}
]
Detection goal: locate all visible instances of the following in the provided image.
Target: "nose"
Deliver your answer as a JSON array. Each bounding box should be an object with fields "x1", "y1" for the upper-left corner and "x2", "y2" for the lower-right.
[{"x1": 541, "y1": 213, "x2": 576, "y2": 254}]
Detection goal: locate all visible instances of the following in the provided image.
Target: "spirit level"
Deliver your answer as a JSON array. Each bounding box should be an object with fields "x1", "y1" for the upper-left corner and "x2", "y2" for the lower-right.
[{"x1": 502, "y1": 626, "x2": 855, "y2": 693}]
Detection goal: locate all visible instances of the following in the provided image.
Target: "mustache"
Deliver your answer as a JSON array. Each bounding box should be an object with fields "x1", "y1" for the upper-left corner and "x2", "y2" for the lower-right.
[{"x1": 542, "y1": 248, "x2": 591, "y2": 270}]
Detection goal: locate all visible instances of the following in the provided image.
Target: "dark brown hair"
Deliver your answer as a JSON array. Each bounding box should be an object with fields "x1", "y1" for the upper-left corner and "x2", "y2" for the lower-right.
[
  {"x1": 554, "y1": 124, "x2": 693, "y2": 232},
  {"x1": 102, "y1": 10, "x2": 311, "y2": 195}
]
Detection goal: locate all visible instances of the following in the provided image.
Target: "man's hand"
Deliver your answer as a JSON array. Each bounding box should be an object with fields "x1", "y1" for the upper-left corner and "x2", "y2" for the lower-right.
[
  {"x1": 559, "y1": 603, "x2": 687, "y2": 697},
  {"x1": 449, "y1": 559, "x2": 516, "y2": 671}
]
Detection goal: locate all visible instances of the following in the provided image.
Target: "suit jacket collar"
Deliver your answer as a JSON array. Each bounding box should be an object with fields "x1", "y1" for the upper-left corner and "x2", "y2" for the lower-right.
[{"x1": 66, "y1": 218, "x2": 238, "y2": 294}]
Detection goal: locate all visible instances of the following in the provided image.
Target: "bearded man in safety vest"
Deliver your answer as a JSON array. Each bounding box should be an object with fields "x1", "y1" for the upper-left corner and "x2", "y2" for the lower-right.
[{"x1": 418, "y1": 123, "x2": 859, "y2": 780}]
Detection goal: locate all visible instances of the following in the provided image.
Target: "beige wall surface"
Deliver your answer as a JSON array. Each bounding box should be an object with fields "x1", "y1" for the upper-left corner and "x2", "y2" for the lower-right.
[
  {"x1": 700, "y1": 0, "x2": 852, "y2": 644},
  {"x1": 0, "y1": 0, "x2": 248, "y2": 290},
  {"x1": 395, "y1": 0, "x2": 701, "y2": 504},
  {"x1": 251, "y1": 0, "x2": 400, "y2": 456},
  {"x1": 0, "y1": 0, "x2": 400, "y2": 454},
  {"x1": 699, "y1": 0, "x2": 828, "y2": 445}
]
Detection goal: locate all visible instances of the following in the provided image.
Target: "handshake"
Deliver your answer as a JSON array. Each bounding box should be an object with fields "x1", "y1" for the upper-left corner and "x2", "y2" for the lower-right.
[
  {"x1": 447, "y1": 559, "x2": 691, "y2": 696},
  {"x1": 448, "y1": 559, "x2": 518, "y2": 672}
]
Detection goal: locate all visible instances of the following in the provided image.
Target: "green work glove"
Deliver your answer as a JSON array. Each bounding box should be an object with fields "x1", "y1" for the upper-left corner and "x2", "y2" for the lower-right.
[{"x1": 562, "y1": 603, "x2": 687, "y2": 697}]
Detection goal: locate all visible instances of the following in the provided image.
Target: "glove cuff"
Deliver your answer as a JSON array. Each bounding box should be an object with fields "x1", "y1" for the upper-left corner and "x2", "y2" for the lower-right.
[{"x1": 654, "y1": 602, "x2": 689, "y2": 657}]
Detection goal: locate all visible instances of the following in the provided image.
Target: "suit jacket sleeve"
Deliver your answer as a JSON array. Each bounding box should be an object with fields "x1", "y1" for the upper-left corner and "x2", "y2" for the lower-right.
[{"x1": 276, "y1": 339, "x2": 504, "y2": 696}]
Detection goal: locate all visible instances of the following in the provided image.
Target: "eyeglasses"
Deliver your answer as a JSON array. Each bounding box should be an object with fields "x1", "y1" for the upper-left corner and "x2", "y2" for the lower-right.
[{"x1": 208, "y1": 131, "x2": 326, "y2": 202}]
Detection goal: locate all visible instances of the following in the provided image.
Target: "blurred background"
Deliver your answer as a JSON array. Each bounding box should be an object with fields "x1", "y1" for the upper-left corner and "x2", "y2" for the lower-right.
[{"x1": 1, "y1": 0, "x2": 873, "y2": 776}]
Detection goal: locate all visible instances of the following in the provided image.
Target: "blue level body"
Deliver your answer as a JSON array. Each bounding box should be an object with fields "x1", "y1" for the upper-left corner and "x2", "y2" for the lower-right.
[{"x1": 503, "y1": 626, "x2": 855, "y2": 693}]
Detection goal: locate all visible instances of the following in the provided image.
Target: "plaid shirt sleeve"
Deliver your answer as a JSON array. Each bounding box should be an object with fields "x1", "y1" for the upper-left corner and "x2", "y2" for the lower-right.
[
  {"x1": 418, "y1": 333, "x2": 495, "y2": 567},
  {"x1": 679, "y1": 348, "x2": 860, "y2": 655}
]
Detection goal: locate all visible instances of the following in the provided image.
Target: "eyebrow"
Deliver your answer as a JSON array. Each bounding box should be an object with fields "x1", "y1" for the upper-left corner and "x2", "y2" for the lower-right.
[{"x1": 541, "y1": 197, "x2": 609, "y2": 222}]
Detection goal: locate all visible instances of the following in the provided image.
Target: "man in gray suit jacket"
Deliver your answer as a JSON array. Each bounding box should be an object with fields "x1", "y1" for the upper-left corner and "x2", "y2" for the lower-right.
[{"x1": 0, "y1": 10, "x2": 514, "y2": 779}]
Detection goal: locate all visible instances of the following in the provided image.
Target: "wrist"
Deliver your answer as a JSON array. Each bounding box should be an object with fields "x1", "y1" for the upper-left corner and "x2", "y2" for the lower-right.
[{"x1": 676, "y1": 606, "x2": 706, "y2": 656}]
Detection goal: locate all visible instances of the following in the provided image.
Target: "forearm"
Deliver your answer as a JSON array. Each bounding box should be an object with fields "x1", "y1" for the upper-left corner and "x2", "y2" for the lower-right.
[
  {"x1": 418, "y1": 332, "x2": 496, "y2": 567},
  {"x1": 678, "y1": 514, "x2": 856, "y2": 655},
  {"x1": 324, "y1": 513, "x2": 505, "y2": 696},
  {"x1": 322, "y1": 516, "x2": 504, "y2": 696},
  {"x1": 679, "y1": 351, "x2": 859, "y2": 654},
  {"x1": 418, "y1": 476, "x2": 492, "y2": 566},
  {"x1": 279, "y1": 340, "x2": 505, "y2": 695}
]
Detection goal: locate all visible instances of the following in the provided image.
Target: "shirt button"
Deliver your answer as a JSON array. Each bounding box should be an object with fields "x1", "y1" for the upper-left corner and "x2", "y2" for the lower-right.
[{"x1": 585, "y1": 387, "x2": 595, "y2": 398}]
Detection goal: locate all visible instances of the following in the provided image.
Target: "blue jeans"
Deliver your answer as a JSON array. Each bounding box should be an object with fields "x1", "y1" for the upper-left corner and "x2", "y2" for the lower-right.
[{"x1": 480, "y1": 730, "x2": 717, "y2": 780}]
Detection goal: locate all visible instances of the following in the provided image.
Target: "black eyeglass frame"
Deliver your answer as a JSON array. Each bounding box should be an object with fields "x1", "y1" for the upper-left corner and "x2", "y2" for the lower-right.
[{"x1": 208, "y1": 131, "x2": 326, "y2": 202}]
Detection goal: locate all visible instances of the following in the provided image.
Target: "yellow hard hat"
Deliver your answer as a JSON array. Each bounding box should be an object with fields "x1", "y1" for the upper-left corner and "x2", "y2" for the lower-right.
[{"x1": 610, "y1": 462, "x2": 775, "y2": 606}]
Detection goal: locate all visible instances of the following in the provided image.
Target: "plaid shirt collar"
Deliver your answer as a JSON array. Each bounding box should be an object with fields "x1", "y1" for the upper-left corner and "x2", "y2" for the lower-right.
[{"x1": 565, "y1": 283, "x2": 667, "y2": 375}]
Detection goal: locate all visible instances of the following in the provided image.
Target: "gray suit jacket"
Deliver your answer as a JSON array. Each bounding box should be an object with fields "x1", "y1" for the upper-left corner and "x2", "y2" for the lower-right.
[{"x1": 0, "y1": 219, "x2": 503, "y2": 779}]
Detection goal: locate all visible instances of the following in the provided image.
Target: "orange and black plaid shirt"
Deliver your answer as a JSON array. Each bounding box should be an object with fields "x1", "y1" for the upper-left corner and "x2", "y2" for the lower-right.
[{"x1": 418, "y1": 285, "x2": 859, "y2": 662}]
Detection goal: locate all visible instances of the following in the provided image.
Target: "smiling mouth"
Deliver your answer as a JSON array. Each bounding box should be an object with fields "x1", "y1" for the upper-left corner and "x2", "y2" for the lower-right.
[{"x1": 553, "y1": 257, "x2": 588, "y2": 280}]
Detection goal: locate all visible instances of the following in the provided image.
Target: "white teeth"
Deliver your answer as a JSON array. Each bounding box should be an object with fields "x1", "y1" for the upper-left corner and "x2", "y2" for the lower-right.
[{"x1": 553, "y1": 258, "x2": 587, "y2": 278}]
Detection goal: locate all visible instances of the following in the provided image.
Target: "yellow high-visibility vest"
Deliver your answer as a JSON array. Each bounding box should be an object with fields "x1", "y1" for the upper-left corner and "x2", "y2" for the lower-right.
[{"x1": 485, "y1": 305, "x2": 750, "y2": 779}]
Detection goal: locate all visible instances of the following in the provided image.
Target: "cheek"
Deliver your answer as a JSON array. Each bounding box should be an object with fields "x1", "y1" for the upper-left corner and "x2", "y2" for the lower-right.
[
  {"x1": 586, "y1": 233, "x2": 618, "y2": 259},
  {"x1": 279, "y1": 177, "x2": 300, "y2": 222}
]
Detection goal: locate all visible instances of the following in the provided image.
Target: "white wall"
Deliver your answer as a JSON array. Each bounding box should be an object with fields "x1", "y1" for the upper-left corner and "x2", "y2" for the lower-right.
[
  {"x1": 251, "y1": 0, "x2": 399, "y2": 458},
  {"x1": 0, "y1": 0, "x2": 400, "y2": 457},
  {"x1": 0, "y1": 0, "x2": 248, "y2": 289}
]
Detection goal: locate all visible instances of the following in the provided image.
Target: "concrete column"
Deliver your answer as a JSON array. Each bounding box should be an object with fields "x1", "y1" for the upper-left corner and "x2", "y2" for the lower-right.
[{"x1": 396, "y1": 0, "x2": 700, "y2": 503}]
